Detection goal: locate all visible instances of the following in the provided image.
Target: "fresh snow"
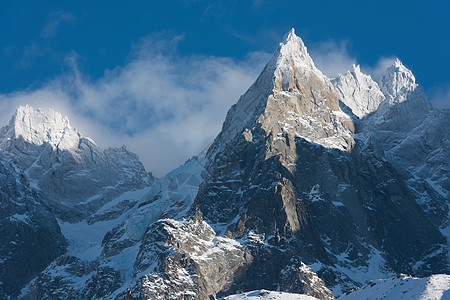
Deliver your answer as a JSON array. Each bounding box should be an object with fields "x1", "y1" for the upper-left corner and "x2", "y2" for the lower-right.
[
  {"x1": 4, "y1": 29, "x2": 449, "y2": 300},
  {"x1": 222, "y1": 290, "x2": 319, "y2": 300},
  {"x1": 333, "y1": 64, "x2": 385, "y2": 118},
  {"x1": 338, "y1": 274, "x2": 450, "y2": 300},
  {"x1": 5, "y1": 105, "x2": 81, "y2": 150}
]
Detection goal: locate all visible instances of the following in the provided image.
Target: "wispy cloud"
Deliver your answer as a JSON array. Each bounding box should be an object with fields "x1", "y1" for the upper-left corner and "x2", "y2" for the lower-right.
[
  {"x1": 308, "y1": 40, "x2": 357, "y2": 79},
  {"x1": 20, "y1": 42, "x2": 48, "y2": 68},
  {"x1": 429, "y1": 84, "x2": 450, "y2": 110},
  {"x1": 0, "y1": 35, "x2": 269, "y2": 176},
  {"x1": 41, "y1": 11, "x2": 76, "y2": 39},
  {"x1": 17, "y1": 11, "x2": 76, "y2": 68},
  {"x1": 361, "y1": 56, "x2": 396, "y2": 81}
]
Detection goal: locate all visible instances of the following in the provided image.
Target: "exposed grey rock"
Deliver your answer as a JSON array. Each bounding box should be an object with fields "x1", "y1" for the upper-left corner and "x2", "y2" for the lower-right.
[
  {"x1": 0, "y1": 160, "x2": 66, "y2": 298},
  {"x1": 193, "y1": 30, "x2": 447, "y2": 296},
  {"x1": 333, "y1": 59, "x2": 449, "y2": 271},
  {"x1": 0, "y1": 105, "x2": 154, "y2": 223}
]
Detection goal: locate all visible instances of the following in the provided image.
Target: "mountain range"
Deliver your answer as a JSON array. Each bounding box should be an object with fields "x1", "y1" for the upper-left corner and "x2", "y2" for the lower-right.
[{"x1": 0, "y1": 29, "x2": 448, "y2": 299}]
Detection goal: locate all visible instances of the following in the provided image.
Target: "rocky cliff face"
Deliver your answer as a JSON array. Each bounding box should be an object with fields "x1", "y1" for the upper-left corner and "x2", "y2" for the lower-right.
[
  {"x1": 333, "y1": 59, "x2": 449, "y2": 268},
  {"x1": 2, "y1": 29, "x2": 449, "y2": 300},
  {"x1": 0, "y1": 159, "x2": 66, "y2": 298},
  {"x1": 0, "y1": 105, "x2": 153, "y2": 222},
  {"x1": 192, "y1": 30, "x2": 446, "y2": 295},
  {"x1": 0, "y1": 106, "x2": 154, "y2": 298}
]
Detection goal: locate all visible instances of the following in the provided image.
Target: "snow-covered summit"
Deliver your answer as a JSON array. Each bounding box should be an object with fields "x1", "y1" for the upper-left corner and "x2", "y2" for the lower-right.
[
  {"x1": 0, "y1": 105, "x2": 153, "y2": 221},
  {"x1": 333, "y1": 64, "x2": 385, "y2": 118},
  {"x1": 1, "y1": 105, "x2": 81, "y2": 151},
  {"x1": 379, "y1": 58, "x2": 420, "y2": 102},
  {"x1": 339, "y1": 274, "x2": 450, "y2": 300},
  {"x1": 209, "y1": 29, "x2": 354, "y2": 159},
  {"x1": 277, "y1": 28, "x2": 317, "y2": 73},
  {"x1": 373, "y1": 59, "x2": 432, "y2": 131}
]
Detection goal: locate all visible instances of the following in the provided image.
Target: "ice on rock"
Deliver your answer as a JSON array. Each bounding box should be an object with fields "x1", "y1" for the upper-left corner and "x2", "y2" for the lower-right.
[
  {"x1": 333, "y1": 65, "x2": 385, "y2": 118},
  {"x1": 5, "y1": 105, "x2": 80, "y2": 150},
  {"x1": 379, "y1": 58, "x2": 420, "y2": 101},
  {"x1": 6, "y1": 29, "x2": 449, "y2": 300},
  {"x1": 209, "y1": 28, "x2": 354, "y2": 160},
  {"x1": 373, "y1": 58, "x2": 433, "y2": 131}
]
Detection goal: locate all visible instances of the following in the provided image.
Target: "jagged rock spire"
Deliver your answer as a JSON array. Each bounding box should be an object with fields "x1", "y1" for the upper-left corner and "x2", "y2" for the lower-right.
[
  {"x1": 332, "y1": 64, "x2": 385, "y2": 118},
  {"x1": 209, "y1": 29, "x2": 354, "y2": 159},
  {"x1": 379, "y1": 58, "x2": 419, "y2": 101},
  {"x1": 374, "y1": 58, "x2": 432, "y2": 131}
]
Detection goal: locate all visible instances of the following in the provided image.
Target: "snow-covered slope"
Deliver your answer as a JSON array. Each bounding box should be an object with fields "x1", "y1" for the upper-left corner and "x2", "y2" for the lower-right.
[
  {"x1": 210, "y1": 28, "x2": 355, "y2": 159},
  {"x1": 0, "y1": 105, "x2": 80, "y2": 150},
  {"x1": 0, "y1": 105, "x2": 153, "y2": 222},
  {"x1": 334, "y1": 61, "x2": 449, "y2": 269},
  {"x1": 194, "y1": 29, "x2": 446, "y2": 297},
  {"x1": 0, "y1": 159, "x2": 66, "y2": 299},
  {"x1": 0, "y1": 105, "x2": 155, "y2": 298},
  {"x1": 20, "y1": 155, "x2": 205, "y2": 299},
  {"x1": 338, "y1": 274, "x2": 450, "y2": 300},
  {"x1": 333, "y1": 65, "x2": 385, "y2": 119},
  {"x1": 223, "y1": 290, "x2": 320, "y2": 300},
  {"x1": 373, "y1": 58, "x2": 433, "y2": 132},
  {"x1": 222, "y1": 275, "x2": 450, "y2": 300}
]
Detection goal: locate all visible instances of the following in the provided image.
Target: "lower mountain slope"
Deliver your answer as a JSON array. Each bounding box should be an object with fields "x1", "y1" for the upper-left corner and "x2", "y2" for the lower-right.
[{"x1": 0, "y1": 160, "x2": 66, "y2": 298}]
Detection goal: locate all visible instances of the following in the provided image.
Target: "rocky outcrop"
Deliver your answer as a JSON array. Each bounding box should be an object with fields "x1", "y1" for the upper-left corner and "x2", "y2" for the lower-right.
[
  {"x1": 0, "y1": 105, "x2": 153, "y2": 222},
  {"x1": 333, "y1": 64, "x2": 385, "y2": 119},
  {"x1": 0, "y1": 106, "x2": 154, "y2": 299},
  {"x1": 333, "y1": 59, "x2": 449, "y2": 267},
  {"x1": 0, "y1": 160, "x2": 66, "y2": 298},
  {"x1": 192, "y1": 30, "x2": 447, "y2": 295}
]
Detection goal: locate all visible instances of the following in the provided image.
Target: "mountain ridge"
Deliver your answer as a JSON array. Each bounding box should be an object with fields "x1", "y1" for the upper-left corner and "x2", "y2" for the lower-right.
[{"x1": 0, "y1": 29, "x2": 448, "y2": 299}]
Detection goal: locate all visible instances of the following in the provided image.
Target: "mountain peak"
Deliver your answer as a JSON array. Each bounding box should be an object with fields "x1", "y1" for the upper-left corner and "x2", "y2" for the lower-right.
[
  {"x1": 379, "y1": 58, "x2": 417, "y2": 99},
  {"x1": 351, "y1": 64, "x2": 360, "y2": 72},
  {"x1": 374, "y1": 59, "x2": 432, "y2": 131},
  {"x1": 4, "y1": 105, "x2": 81, "y2": 150},
  {"x1": 281, "y1": 28, "x2": 296, "y2": 42},
  {"x1": 208, "y1": 28, "x2": 354, "y2": 161},
  {"x1": 333, "y1": 65, "x2": 385, "y2": 118},
  {"x1": 276, "y1": 28, "x2": 314, "y2": 70}
]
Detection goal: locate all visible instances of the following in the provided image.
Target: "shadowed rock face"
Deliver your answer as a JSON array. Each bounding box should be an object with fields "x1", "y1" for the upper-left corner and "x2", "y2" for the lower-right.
[
  {"x1": 0, "y1": 160, "x2": 67, "y2": 298},
  {"x1": 192, "y1": 30, "x2": 447, "y2": 295},
  {"x1": 0, "y1": 106, "x2": 154, "y2": 299},
  {"x1": 333, "y1": 58, "x2": 449, "y2": 268},
  {"x1": 0, "y1": 105, "x2": 154, "y2": 222}
]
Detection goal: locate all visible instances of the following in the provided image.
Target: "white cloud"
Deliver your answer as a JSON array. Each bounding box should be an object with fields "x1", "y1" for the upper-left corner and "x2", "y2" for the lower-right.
[
  {"x1": 360, "y1": 56, "x2": 396, "y2": 81},
  {"x1": 0, "y1": 36, "x2": 270, "y2": 177},
  {"x1": 308, "y1": 40, "x2": 357, "y2": 79},
  {"x1": 41, "y1": 11, "x2": 76, "y2": 39},
  {"x1": 308, "y1": 40, "x2": 396, "y2": 83}
]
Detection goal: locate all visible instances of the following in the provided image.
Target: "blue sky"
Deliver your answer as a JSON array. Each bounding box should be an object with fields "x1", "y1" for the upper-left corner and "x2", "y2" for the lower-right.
[{"x1": 1, "y1": 0, "x2": 449, "y2": 175}]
